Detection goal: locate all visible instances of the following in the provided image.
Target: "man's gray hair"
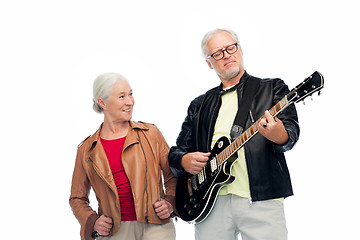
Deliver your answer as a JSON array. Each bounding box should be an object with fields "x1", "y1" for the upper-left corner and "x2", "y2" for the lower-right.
[{"x1": 201, "y1": 28, "x2": 240, "y2": 58}]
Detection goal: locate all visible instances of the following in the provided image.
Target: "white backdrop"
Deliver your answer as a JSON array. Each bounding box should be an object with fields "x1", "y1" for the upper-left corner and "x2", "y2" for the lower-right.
[{"x1": 1, "y1": 0, "x2": 359, "y2": 239}]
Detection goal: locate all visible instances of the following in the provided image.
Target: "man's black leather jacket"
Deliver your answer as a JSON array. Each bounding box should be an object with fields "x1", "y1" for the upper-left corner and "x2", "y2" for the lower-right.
[{"x1": 169, "y1": 71, "x2": 300, "y2": 201}]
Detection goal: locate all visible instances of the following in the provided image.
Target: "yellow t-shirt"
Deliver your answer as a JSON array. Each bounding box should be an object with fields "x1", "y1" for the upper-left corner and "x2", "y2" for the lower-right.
[{"x1": 211, "y1": 88, "x2": 250, "y2": 198}]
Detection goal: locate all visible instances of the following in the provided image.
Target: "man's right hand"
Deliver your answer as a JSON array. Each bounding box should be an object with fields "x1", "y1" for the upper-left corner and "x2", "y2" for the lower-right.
[{"x1": 181, "y1": 152, "x2": 210, "y2": 174}]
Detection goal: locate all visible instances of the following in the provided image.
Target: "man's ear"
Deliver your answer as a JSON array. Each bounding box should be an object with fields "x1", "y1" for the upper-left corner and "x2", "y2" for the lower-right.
[
  {"x1": 239, "y1": 46, "x2": 243, "y2": 56},
  {"x1": 206, "y1": 59, "x2": 214, "y2": 70}
]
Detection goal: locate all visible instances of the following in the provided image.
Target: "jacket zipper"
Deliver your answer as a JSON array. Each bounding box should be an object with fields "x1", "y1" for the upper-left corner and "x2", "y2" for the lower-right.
[
  {"x1": 136, "y1": 130, "x2": 149, "y2": 223},
  {"x1": 247, "y1": 110, "x2": 255, "y2": 204}
]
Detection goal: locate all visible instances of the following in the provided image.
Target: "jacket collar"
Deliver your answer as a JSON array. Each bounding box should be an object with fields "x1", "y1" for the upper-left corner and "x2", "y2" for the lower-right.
[
  {"x1": 87, "y1": 121, "x2": 149, "y2": 152},
  {"x1": 130, "y1": 121, "x2": 149, "y2": 131},
  {"x1": 218, "y1": 70, "x2": 249, "y2": 94}
]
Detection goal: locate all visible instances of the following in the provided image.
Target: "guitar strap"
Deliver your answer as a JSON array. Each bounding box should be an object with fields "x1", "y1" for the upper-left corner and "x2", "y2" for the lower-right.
[{"x1": 230, "y1": 77, "x2": 260, "y2": 141}]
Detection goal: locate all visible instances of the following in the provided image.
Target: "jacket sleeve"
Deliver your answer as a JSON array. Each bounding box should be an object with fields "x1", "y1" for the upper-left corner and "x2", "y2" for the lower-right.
[
  {"x1": 271, "y1": 78, "x2": 300, "y2": 153},
  {"x1": 69, "y1": 148, "x2": 99, "y2": 240},
  {"x1": 168, "y1": 95, "x2": 204, "y2": 177},
  {"x1": 154, "y1": 126, "x2": 177, "y2": 211}
]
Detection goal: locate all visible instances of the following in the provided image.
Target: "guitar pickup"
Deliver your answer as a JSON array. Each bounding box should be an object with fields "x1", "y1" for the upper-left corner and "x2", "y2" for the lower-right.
[{"x1": 210, "y1": 156, "x2": 218, "y2": 173}]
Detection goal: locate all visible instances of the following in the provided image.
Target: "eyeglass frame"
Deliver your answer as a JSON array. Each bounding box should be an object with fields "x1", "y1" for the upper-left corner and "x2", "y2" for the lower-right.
[{"x1": 206, "y1": 43, "x2": 240, "y2": 61}]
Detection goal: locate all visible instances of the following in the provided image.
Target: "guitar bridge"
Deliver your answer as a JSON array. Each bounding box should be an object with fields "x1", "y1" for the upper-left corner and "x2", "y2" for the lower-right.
[
  {"x1": 198, "y1": 170, "x2": 205, "y2": 185},
  {"x1": 187, "y1": 178, "x2": 193, "y2": 196},
  {"x1": 191, "y1": 175, "x2": 199, "y2": 191}
]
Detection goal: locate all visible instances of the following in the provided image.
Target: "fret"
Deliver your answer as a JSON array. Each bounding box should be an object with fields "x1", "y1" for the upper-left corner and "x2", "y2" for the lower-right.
[
  {"x1": 221, "y1": 151, "x2": 225, "y2": 160},
  {"x1": 224, "y1": 147, "x2": 229, "y2": 160},
  {"x1": 222, "y1": 152, "x2": 226, "y2": 164},
  {"x1": 254, "y1": 123, "x2": 258, "y2": 131},
  {"x1": 246, "y1": 129, "x2": 250, "y2": 139},
  {"x1": 275, "y1": 97, "x2": 288, "y2": 115},
  {"x1": 225, "y1": 148, "x2": 229, "y2": 158},
  {"x1": 280, "y1": 98, "x2": 287, "y2": 108},
  {"x1": 234, "y1": 140, "x2": 239, "y2": 152},
  {"x1": 275, "y1": 103, "x2": 281, "y2": 113},
  {"x1": 240, "y1": 134, "x2": 245, "y2": 144},
  {"x1": 250, "y1": 125, "x2": 254, "y2": 135},
  {"x1": 236, "y1": 137, "x2": 240, "y2": 147},
  {"x1": 217, "y1": 153, "x2": 221, "y2": 164},
  {"x1": 269, "y1": 107, "x2": 276, "y2": 116},
  {"x1": 222, "y1": 152, "x2": 226, "y2": 163},
  {"x1": 278, "y1": 98, "x2": 283, "y2": 107},
  {"x1": 232, "y1": 141, "x2": 237, "y2": 151}
]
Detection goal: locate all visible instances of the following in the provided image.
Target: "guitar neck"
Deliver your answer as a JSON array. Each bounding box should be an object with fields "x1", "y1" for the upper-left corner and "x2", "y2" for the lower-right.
[{"x1": 216, "y1": 95, "x2": 291, "y2": 165}]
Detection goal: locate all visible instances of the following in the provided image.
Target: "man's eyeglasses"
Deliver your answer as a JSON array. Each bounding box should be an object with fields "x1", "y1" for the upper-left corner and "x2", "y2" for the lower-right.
[{"x1": 206, "y1": 43, "x2": 239, "y2": 61}]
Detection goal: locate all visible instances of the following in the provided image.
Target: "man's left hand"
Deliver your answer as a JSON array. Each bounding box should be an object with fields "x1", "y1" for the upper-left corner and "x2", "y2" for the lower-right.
[{"x1": 258, "y1": 110, "x2": 289, "y2": 145}]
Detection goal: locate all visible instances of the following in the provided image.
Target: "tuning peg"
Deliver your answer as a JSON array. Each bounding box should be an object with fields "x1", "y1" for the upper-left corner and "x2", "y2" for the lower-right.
[
  {"x1": 318, "y1": 91, "x2": 321, "y2": 96},
  {"x1": 302, "y1": 100, "x2": 306, "y2": 105},
  {"x1": 310, "y1": 94, "x2": 313, "y2": 101}
]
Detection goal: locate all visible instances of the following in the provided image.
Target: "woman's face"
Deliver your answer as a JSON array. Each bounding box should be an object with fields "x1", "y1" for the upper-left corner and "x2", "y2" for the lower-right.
[{"x1": 100, "y1": 79, "x2": 135, "y2": 123}]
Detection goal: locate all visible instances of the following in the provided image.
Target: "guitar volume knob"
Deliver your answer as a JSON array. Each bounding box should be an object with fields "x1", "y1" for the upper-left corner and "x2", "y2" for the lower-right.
[
  {"x1": 194, "y1": 203, "x2": 201, "y2": 210},
  {"x1": 190, "y1": 198, "x2": 196, "y2": 203},
  {"x1": 188, "y1": 209, "x2": 195, "y2": 216}
]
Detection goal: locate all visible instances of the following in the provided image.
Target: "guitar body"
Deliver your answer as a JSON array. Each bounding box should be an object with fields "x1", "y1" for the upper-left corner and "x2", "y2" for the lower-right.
[{"x1": 175, "y1": 136, "x2": 237, "y2": 223}]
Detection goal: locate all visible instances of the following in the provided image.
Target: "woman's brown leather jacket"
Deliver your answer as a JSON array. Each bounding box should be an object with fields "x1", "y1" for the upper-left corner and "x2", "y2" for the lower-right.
[{"x1": 69, "y1": 121, "x2": 176, "y2": 240}]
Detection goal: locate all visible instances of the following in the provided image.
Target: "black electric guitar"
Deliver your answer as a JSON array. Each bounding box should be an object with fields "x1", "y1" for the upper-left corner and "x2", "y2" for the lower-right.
[{"x1": 175, "y1": 71, "x2": 324, "y2": 223}]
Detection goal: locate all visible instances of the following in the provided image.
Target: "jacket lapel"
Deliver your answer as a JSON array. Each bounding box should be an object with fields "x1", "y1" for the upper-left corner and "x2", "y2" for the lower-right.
[
  {"x1": 86, "y1": 122, "x2": 149, "y2": 195},
  {"x1": 87, "y1": 127, "x2": 118, "y2": 195}
]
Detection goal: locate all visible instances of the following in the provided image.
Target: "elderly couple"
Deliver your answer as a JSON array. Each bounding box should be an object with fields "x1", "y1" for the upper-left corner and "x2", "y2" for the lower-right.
[{"x1": 69, "y1": 28, "x2": 300, "y2": 240}]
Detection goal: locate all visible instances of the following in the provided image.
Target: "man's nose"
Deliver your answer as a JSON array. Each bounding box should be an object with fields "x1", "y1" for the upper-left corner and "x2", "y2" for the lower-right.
[{"x1": 223, "y1": 50, "x2": 231, "y2": 59}]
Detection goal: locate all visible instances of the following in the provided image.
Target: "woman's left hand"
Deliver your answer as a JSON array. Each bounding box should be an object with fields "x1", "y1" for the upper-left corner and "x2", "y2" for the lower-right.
[{"x1": 153, "y1": 198, "x2": 173, "y2": 219}]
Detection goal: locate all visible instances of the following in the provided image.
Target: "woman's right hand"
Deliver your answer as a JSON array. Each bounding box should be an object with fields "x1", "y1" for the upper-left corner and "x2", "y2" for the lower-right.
[{"x1": 94, "y1": 215, "x2": 113, "y2": 236}]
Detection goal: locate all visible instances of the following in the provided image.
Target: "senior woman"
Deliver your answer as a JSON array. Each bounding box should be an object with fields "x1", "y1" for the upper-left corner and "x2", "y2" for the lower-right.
[{"x1": 70, "y1": 73, "x2": 177, "y2": 240}]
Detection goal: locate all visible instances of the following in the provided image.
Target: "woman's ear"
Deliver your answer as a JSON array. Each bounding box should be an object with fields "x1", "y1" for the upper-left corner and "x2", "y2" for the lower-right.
[{"x1": 98, "y1": 97, "x2": 106, "y2": 110}]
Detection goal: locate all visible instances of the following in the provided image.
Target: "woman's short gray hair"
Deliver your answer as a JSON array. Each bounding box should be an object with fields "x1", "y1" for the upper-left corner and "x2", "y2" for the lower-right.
[
  {"x1": 92, "y1": 72, "x2": 127, "y2": 113},
  {"x1": 201, "y1": 28, "x2": 240, "y2": 58}
]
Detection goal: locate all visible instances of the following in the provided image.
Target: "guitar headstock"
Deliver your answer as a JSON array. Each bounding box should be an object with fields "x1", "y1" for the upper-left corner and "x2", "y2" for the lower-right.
[{"x1": 287, "y1": 71, "x2": 324, "y2": 104}]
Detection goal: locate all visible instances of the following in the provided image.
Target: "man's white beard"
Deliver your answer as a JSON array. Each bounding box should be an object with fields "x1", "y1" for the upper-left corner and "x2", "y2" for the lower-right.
[{"x1": 216, "y1": 66, "x2": 241, "y2": 81}]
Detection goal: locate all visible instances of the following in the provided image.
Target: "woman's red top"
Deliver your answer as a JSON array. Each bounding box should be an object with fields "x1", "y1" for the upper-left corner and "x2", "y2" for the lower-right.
[{"x1": 101, "y1": 137, "x2": 137, "y2": 221}]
